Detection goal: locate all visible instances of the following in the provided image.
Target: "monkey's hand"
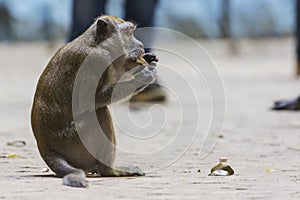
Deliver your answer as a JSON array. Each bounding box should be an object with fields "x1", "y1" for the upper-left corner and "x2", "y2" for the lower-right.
[
  {"x1": 132, "y1": 63, "x2": 157, "y2": 94},
  {"x1": 143, "y1": 52, "x2": 159, "y2": 64},
  {"x1": 96, "y1": 61, "x2": 157, "y2": 108}
]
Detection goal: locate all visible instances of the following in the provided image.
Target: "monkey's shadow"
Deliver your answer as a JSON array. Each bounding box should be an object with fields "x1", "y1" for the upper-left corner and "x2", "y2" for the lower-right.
[
  {"x1": 26, "y1": 174, "x2": 141, "y2": 179},
  {"x1": 26, "y1": 174, "x2": 58, "y2": 178}
]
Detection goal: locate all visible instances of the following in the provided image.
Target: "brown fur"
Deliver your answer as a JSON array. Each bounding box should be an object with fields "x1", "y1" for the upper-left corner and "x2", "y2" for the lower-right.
[{"x1": 31, "y1": 15, "x2": 158, "y2": 187}]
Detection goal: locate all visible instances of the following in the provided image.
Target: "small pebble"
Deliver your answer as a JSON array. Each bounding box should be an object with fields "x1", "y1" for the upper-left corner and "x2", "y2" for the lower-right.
[
  {"x1": 7, "y1": 140, "x2": 26, "y2": 147},
  {"x1": 42, "y1": 167, "x2": 49, "y2": 173}
]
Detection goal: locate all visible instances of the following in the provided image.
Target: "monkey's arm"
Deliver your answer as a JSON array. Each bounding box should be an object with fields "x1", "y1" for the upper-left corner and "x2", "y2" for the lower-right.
[{"x1": 96, "y1": 65, "x2": 156, "y2": 108}]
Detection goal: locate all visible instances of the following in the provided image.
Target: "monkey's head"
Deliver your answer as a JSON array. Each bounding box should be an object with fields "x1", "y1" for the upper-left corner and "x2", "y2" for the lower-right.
[{"x1": 84, "y1": 15, "x2": 148, "y2": 83}]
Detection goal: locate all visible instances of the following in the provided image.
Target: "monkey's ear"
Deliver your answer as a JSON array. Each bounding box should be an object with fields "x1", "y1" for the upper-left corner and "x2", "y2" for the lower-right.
[{"x1": 96, "y1": 19, "x2": 114, "y2": 36}]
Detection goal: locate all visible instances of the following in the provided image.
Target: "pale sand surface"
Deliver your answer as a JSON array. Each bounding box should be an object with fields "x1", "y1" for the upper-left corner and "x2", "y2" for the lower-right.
[{"x1": 0, "y1": 38, "x2": 299, "y2": 199}]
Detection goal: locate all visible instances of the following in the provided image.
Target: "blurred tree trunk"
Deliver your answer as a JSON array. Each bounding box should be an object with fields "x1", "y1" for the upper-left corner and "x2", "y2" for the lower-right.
[
  {"x1": 220, "y1": 0, "x2": 239, "y2": 55},
  {"x1": 220, "y1": 0, "x2": 230, "y2": 38},
  {"x1": 296, "y1": 0, "x2": 300, "y2": 75}
]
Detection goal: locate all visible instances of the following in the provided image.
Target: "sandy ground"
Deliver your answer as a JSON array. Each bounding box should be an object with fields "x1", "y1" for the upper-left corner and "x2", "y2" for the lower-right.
[{"x1": 0, "y1": 38, "x2": 299, "y2": 199}]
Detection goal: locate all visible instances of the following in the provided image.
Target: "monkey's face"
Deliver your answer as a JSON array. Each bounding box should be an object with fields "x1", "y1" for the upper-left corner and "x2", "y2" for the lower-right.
[
  {"x1": 118, "y1": 22, "x2": 145, "y2": 62},
  {"x1": 108, "y1": 21, "x2": 148, "y2": 83},
  {"x1": 95, "y1": 16, "x2": 144, "y2": 63},
  {"x1": 94, "y1": 16, "x2": 148, "y2": 83}
]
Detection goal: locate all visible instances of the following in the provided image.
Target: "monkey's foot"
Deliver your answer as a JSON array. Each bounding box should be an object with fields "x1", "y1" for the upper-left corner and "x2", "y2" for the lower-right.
[
  {"x1": 143, "y1": 52, "x2": 159, "y2": 63},
  {"x1": 62, "y1": 173, "x2": 88, "y2": 188},
  {"x1": 272, "y1": 96, "x2": 300, "y2": 111},
  {"x1": 115, "y1": 166, "x2": 145, "y2": 177},
  {"x1": 117, "y1": 166, "x2": 145, "y2": 176}
]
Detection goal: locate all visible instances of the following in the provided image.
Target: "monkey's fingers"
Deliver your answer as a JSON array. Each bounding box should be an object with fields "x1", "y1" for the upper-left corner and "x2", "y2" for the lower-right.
[
  {"x1": 131, "y1": 61, "x2": 156, "y2": 76},
  {"x1": 140, "y1": 64, "x2": 157, "y2": 77}
]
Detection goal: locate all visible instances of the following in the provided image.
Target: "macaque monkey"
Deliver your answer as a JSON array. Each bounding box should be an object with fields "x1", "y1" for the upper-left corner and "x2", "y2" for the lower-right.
[{"x1": 31, "y1": 15, "x2": 158, "y2": 187}]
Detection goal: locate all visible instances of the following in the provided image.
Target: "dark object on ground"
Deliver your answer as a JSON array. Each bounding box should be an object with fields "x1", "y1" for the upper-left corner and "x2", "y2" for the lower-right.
[
  {"x1": 130, "y1": 82, "x2": 166, "y2": 102},
  {"x1": 272, "y1": 96, "x2": 300, "y2": 111}
]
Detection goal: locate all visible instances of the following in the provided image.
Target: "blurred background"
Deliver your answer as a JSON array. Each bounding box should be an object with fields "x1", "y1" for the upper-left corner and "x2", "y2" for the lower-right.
[
  {"x1": 0, "y1": 0, "x2": 296, "y2": 41},
  {"x1": 0, "y1": 0, "x2": 295, "y2": 40},
  {"x1": 1, "y1": 0, "x2": 299, "y2": 74}
]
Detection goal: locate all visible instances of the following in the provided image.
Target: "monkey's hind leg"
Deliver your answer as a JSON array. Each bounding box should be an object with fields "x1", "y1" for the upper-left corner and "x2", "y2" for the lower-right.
[
  {"x1": 95, "y1": 107, "x2": 145, "y2": 177},
  {"x1": 41, "y1": 151, "x2": 88, "y2": 188}
]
